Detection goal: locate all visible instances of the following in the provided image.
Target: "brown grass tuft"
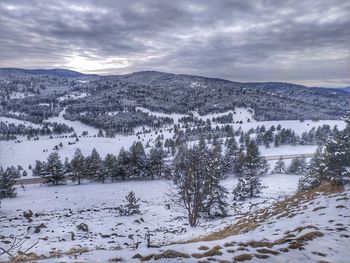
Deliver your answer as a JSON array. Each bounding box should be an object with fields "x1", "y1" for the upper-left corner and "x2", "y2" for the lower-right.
[
  {"x1": 198, "y1": 245, "x2": 210, "y2": 250},
  {"x1": 256, "y1": 248, "x2": 279, "y2": 255},
  {"x1": 234, "y1": 254, "x2": 253, "y2": 261}
]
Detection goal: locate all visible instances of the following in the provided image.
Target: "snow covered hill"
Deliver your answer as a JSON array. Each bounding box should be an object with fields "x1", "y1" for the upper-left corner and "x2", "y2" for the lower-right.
[{"x1": 1, "y1": 180, "x2": 348, "y2": 262}]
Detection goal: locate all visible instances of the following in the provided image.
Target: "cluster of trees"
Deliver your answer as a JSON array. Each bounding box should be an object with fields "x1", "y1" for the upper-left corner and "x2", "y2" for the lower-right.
[
  {"x1": 172, "y1": 135, "x2": 268, "y2": 226},
  {"x1": 298, "y1": 111, "x2": 350, "y2": 191},
  {"x1": 254, "y1": 124, "x2": 336, "y2": 148},
  {"x1": 272, "y1": 156, "x2": 308, "y2": 175},
  {"x1": 0, "y1": 121, "x2": 74, "y2": 140},
  {"x1": 172, "y1": 137, "x2": 228, "y2": 226},
  {"x1": 33, "y1": 139, "x2": 168, "y2": 184},
  {"x1": 64, "y1": 108, "x2": 174, "y2": 136},
  {"x1": 170, "y1": 123, "x2": 336, "y2": 154}
]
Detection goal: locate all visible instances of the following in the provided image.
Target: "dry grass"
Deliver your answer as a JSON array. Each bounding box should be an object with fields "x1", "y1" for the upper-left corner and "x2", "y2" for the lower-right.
[
  {"x1": 233, "y1": 254, "x2": 253, "y2": 261},
  {"x1": 198, "y1": 245, "x2": 210, "y2": 250},
  {"x1": 192, "y1": 245, "x2": 223, "y2": 258},
  {"x1": 246, "y1": 240, "x2": 273, "y2": 248},
  {"x1": 10, "y1": 247, "x2": 90, "y2": 263},
  {"x1": 313, "y1": 206, "x2": 327, "y2": 211},
  {"x1": 285, "y1": 225, "x2": 318, "y2": 235},
  {"x1": 256, "y1": 248, "x2": 279, "y2": 255},
  {"x1": 296, "y1": 231, "x2": 324, "y2": 242},
  {"x1": 254, "y1": 253, "x2": 270, "y2": 259},
  {"x1": 224, "y1": 241, "x2": 236, "y2": 247},
  {"x1": 336, "y1": 205, "x2": 346, "y2": 209},
  {"x1": 142, "y1": 250, "x2": 190, "y2": 261},
  {"x1": 180, "y1": 183, "x2": 343, "y2": 244}
]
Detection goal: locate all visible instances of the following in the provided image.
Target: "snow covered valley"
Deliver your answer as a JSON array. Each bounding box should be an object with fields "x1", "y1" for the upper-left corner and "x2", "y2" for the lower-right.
[{"x1": 0, "y1": 99, "x2": 349, "y2": 262}]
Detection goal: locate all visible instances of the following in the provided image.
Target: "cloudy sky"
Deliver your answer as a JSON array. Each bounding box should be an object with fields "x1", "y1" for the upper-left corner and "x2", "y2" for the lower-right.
[{"x1": 0, "y1": 0, "x2": 349, "y2": 87}]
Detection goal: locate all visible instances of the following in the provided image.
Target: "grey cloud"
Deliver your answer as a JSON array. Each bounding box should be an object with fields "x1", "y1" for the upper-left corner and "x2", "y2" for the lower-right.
[{"x1": 0, "y1": 0, "x2": 349, "y2": 87}]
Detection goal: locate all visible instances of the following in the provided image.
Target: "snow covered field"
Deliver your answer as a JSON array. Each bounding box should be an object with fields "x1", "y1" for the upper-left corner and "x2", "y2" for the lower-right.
[
  {"x1": 0, "y1": 174, "x2": 301, "y2": 262},
  {"x1": 1, "y1": 175, "x2": 349, "y2": 262}
]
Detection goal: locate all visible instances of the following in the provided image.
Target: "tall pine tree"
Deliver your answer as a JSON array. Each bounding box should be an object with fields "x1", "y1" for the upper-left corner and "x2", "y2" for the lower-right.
[{"x1": 46, "y1": 152, "x2": 65, "y2": 185}]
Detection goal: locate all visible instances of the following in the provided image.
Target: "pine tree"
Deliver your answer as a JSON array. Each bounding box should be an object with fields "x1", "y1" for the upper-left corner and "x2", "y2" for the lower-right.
[
  {"x1": 288, "y1": 156, "x2": 308, "y2": 175},
  {"x1": 63, "y1": 157, "x2": 72, "y2": 176},
  {"x1": 298, "y1": 147, "x2": 326, "y2": 191},
  {"x1": 223, "y1": 136, "x2": 238, "y2": 174},
  {"x1": 0, "y1": 167, "x2": 17, "y2": 198},
  {"x1": 32, "y1": 160, "x2": 46, "y2": 177},
  {"x1": 117, "y1": 147, "x2": 131, "y2": 180},
  {"x1": 322, "y1": 117, "x2": 350, "y2": 184},
  {"x1": 5, "y1": 166, "x2": 21, "y2": 179},
  {"x1": 232, "y1": 177, "x2": 249, "y2": 201},
  {"x1": 104, "y1": 153, "x2": 118, "y2": 181},
  {"x1": 272, "y1": 156, "x2": 287, "y2": 174},
  {"x1": 233, "y1": 140, "x2": 268, "y2": 200},
  {"x1": 172, "y1": 144, "x2": 203, "y2": 227},
  {"x1": 204, "y1": 141, "x2": 228, "y2": 217},
  {"x1": 118, "y1": 191, "x2": 141, "y2": 215},
  {"x1": 89, "y1": 148, "x2": 104, "y2": 182},
  {"x1": 148, "y1": 138, "x2": 167, "y2": 179},
  {"x1": 46, "y1": 152, "x2": 65, "y2": 185},
  {"x1": 71, "y1": 148, "x2": 85, "y2": 184},
  {"x1": 233, "y1": 145, "x2": 246, "y2": 176},
  {"x1": 129, "y1": 142, "x2": 147, "y2": 179}
]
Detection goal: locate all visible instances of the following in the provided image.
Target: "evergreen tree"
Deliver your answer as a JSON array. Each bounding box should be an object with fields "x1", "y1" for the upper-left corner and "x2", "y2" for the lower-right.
[
  {"x1": 46, "y1": 152, "x2": 65, "y2": 185},
  {"x1": 233, "y1": 145, "x2": 246, "y2": 176},
  {"x1": 63, "y1": 157, "x2": 72, "y2": 176},
  {"x1": 223, "y1": 136, "x2": 238, "y2": 173},
  {"x1": 322, "y1": 112, "x2": 350, "y2": 184},
  {"x1": 117, "y1": 191, "x2": 141, "y2": 215},
  {"x1": 148, "y1": 138, "x2": 167, "y2": 179},
  {"x1": 71, "y1": 148, "x2": 85, "y2": 184},
  {"x1": 104, "y1": 153, "x2": 118, "y2": 181},
  {"x1": 129, "y1": 142, "x2": 147, "y2": 179},
  {"x1": 204, "y1": 141, "x2": 228, "y2": 217},
  {"x1": 117, "y1": 147, "x2": 131, "y2": 180},
  {"x1": 172, "y1": 144, "x2": 203, "y2": 227},
  {"x1": 0, "y1": 167, "x2": 17, "y2": 198},
  {"x1": 32, "y1": 160, "x2": 46, "y2": 177},
  {"x1": 298, "y1": 147, "x2": 326, "y2": 191},
  {"x1": 5, "y1": 166, "x2": 21, "y2": 179},
  {"x1": 288, "y1": 156, "x2": 308, "y2": 175},
  {"x1": 89, "y1": 148, "x2": 105, "y2": 182},
  {"x1": 272, "y1": 156, "x2": 287, "y2": 174},
  {"x1": 233, "y1": 140, "x2": 268, "y2": 200}
]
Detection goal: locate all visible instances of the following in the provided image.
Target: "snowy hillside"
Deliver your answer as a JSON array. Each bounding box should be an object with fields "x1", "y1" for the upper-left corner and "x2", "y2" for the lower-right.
[{"x1": 1, "y1": 180, "x2": 348, "y2": 262}]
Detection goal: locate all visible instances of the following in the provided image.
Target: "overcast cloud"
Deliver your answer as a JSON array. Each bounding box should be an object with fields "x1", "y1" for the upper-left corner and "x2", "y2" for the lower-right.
[{"x1": 0, "y1": 0, "x2": 349, "y2": 87}]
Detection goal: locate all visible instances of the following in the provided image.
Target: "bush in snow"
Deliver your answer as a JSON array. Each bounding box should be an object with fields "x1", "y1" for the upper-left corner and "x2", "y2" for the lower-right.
[{"x1": 117, "y1": 191, "x2": 141, "y2": 216}]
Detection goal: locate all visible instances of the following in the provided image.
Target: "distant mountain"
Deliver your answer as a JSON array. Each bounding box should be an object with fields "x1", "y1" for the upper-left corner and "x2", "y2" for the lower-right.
[
  {"x1": 338, "y1": 87, "x2": 350, "y2": 93},
  {"x1": 0, "y1": 68, "x2": 86, "y2": 78}
]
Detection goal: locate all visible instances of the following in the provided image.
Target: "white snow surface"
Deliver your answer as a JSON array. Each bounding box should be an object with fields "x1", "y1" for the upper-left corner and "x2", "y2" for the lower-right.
[
  {"x1": 0, "y1": 174, "x2": 299, "y2": 261},
  {"x1": 0, "y1": 176, "x2": 349, "y2": 262}
]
